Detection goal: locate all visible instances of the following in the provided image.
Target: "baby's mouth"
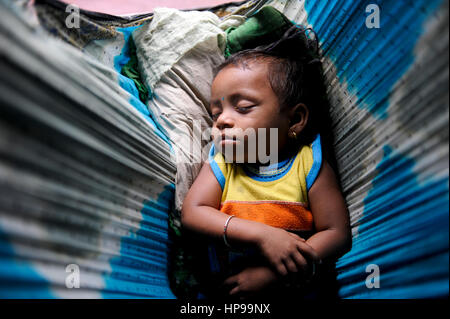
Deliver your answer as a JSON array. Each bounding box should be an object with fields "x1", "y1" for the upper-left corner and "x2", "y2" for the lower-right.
[
  {"x1": 221, "y1": 135, "x2": 237, "y2": 141},
  {"x1": 219, "y1": 135, "x2": 239, "y2": 145}
]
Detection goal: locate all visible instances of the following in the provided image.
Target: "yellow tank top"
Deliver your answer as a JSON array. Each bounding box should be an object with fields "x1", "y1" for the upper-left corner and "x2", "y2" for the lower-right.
[{"x1": 208, "y1": 134, "x2": 322, "y2": 231}]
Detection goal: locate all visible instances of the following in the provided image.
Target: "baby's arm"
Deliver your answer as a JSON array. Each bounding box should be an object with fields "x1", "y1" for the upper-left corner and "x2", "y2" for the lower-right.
[
  {"x1": 306, "y1": 160, "x2": 352, "y2": 263},
  {"x1": 182, "y1": 161, "x2": 266, "y2": 247},
  {"x1": 182, "y1": 161, "x2": 319, "y2": 275},
  {"x1": 221, "y1": 160, "x2": 351, "y2": 298}
]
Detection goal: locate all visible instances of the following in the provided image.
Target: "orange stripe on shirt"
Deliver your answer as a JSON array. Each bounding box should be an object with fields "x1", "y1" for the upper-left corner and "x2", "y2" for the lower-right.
[{"x1": 220, "y1": 201, "x2": 313, "y2": 231}]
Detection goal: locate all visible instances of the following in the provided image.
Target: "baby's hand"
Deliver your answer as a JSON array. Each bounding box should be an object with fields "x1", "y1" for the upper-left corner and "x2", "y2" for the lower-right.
[
  {"x1": 256, "y1": 226, "x2": 319, "y2": 276},
  {"x1": 222, "y1": 266, "x2": 278, "y2": 300}
]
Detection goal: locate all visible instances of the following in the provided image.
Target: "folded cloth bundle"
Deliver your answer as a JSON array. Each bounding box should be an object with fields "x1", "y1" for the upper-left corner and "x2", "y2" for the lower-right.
[
  {"x1": 133, "y1": 7, "x2": 227, "y2": 94},
  {"x1": 224, "y1": 6, "x2": 294, "y2": 57}
]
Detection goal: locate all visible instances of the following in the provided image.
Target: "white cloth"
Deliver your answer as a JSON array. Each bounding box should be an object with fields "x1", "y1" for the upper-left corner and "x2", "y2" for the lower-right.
[
  {"x1": 133, "y1": 8, "x2": 245, "y2": 214},
  {"x1": 133, "y1": 7, "x2": 227, "y2": 93},
  {"x1": 149, "y1": 47, "x2": 224, "y2": 213}
]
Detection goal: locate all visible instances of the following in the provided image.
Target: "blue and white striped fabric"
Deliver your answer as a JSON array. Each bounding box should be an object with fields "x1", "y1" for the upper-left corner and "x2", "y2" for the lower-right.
[
  {"x1": 0, "y1": 0, "x2": 448, "y2": 299},
  {"x1": 267, "y1": 0, "x2": 449, "y2": 298},
  {"x1": 0, "y1": 0, "x2": 176, "y2": 298}
]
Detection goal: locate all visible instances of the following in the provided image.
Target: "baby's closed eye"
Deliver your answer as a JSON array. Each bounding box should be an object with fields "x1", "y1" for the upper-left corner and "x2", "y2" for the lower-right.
[{"x1": 235, "y1": 104, "x2": 256, "y2": 113}]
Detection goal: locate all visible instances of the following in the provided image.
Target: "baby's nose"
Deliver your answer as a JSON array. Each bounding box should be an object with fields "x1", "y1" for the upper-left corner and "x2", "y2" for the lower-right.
[{"x1": 215, "y1": 110, "x2": 234, "y2": 130}]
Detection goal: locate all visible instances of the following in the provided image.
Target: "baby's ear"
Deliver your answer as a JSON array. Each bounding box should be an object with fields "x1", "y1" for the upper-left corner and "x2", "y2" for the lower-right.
[{"x1": 289, "y1": 103, "x2": 309, "y2": 135}]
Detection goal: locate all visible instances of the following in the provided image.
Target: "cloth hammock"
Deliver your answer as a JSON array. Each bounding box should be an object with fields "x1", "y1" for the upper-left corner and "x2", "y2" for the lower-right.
[{"x1": 0, "y1": 0, "x2": 448, "y2": 298}]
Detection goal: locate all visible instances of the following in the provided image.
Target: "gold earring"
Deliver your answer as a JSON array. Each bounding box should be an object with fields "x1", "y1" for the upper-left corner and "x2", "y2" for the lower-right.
[{"x1": 291, "y1": 130, "x2": 297, "y2": 139}]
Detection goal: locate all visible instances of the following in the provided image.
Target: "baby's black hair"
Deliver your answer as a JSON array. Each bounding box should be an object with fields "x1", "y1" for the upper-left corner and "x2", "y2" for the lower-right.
[{"x1": 215, "y1": 25, "x2": 337, "y2": 171}]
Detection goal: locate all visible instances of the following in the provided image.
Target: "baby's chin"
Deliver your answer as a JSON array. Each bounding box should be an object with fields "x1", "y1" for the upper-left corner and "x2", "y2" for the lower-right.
[
  {"x1": 218, "y1": 146, "x2": 278, "y2": 165},
  {"x1": 214, "y1": 137, "x2": 280, "y2": 164}
]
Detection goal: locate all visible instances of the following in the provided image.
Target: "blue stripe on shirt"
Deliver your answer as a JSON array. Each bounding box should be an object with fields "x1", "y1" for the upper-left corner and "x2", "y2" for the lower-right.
[
  {"x1": 306, "y1": 134, "x2": 323, "y2": 191},
  {"x1": 208, "y1": 143, "x2": 226, "y2": 190}
]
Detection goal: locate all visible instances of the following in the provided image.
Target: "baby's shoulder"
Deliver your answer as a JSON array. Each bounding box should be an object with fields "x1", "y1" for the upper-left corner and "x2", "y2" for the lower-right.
[{"x1": 295, "y1": 134, "x2": 323, "y2": 191}]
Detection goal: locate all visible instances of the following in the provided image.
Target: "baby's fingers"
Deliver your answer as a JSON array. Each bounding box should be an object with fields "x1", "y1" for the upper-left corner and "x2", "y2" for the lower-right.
[
  {"x1": 291, "y1": 251, "x2": 308, "y2": 272},
  {"x1": 275, "y1": 262, "x2": 288, "y2": 276},
  {"x1": 222, "y1": 274, "x2": 238, "y2": 290},
  {"x1": 283, "y1": 258, "x2": 299, "y2": 273},
  {"x1": 229, "y1": 285, "x2": 240, "y2": 296},
  {"x1": 296, "y1": 241, "x2": 320, "y2": 262},
  {"x1": 287, "y1": 232, "x2": 305, "y2": 242}
]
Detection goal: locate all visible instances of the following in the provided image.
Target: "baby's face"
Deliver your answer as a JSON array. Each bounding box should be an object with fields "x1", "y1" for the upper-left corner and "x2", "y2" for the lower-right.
[{"x1": 210, "y1": 62, "x2": 291, "y2": 163}]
